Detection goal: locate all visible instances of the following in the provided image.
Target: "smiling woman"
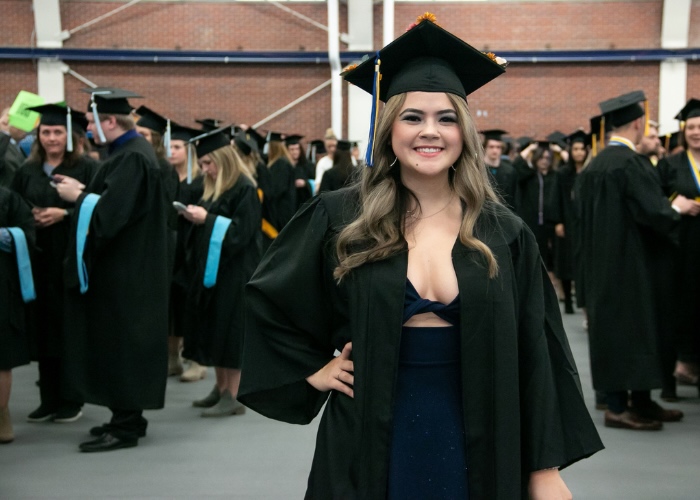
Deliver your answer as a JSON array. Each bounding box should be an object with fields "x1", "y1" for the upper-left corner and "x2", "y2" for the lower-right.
[{"x1": 239, "y1": 13, "x2": 603, "y2": 500}]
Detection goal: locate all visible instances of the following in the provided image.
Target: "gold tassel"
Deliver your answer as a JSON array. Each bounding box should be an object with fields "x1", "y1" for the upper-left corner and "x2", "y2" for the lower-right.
[
  {"x1": 644, "y1": 100, "x2": 649, "y2": 136},
  {"x1": 599, "y1": 117, "x2": 606, "y2": 151},
  {"x1": 592, "y1": 134, "x2": 598, "y2": 157}
]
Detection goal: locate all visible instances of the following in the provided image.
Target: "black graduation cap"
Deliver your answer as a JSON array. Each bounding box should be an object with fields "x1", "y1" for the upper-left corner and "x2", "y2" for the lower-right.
[
  {"x1": 195, "y1": 118, "x2": 224, "y2": 132},
  {"x1": 516, "y1": 136, "x2": 535, "y2": 149},
  {"x1": 135, "y1": 106, "x2": 168, "y2": 134},
  {"x1": 244, "y1": 128, "x2": 266, "y2": 151},
  {"x1": 284, "y1": 134, "x2": 304, "y2": 146},
  {"x1": 343, "y1": 14, "x2": 506, "y2": 166},
  {"x1": 534, "y1": 140, "x2": 551, "y2": 150},
  {"x1": 189, "y1": 126, "x2": 231, "y2": 158},
  {"x1": 481, "y1": 129, "x2": 508, "y2": 142},
  {"x1": 589, "y1": 114, "x2": 611, "y2": 156},
  {"x1": 565, "y1": 129, "x2": 591, "y2": 148},
  {"x1": 81, "y1": 87, "x2": 141, "y2": 115},
  {"x1": 546, "y1": 131, "x2": 567, "y2": 149},
  {"x1": 26, "y1": 102, "x2": 85, "y2": 152},
  {"x1": 266, "y1": 131, "x2": 284, "y2": 143},
  {"x1": 336, "y1": 140, "x2": 352, "y2": 152},
  {"x1": 234, "y1": 130, "x2": 259, "y2": 156},
  {"x1": 170, "y1": 122, "x2": 201, "y2": 142},
  {"x1": 344, "y1": 17, "x2": 505, "y2": 102},
  {"x1": 598, "y1": 90, "x2": 646, "y2": 128},
  {"x1": 674, "y1": 98, "x2": 700, "y2": 122}
]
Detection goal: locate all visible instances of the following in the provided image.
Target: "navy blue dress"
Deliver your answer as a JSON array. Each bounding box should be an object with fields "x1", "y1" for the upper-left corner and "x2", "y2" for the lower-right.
[{"x1": 387, "y1": 279, "x2": 469, "y2": 499}]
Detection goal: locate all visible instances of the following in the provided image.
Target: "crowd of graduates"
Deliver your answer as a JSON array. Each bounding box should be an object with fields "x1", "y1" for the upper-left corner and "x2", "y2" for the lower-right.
[{"x1": 0, "y1": 83, "x2": 698, "y2": 450}]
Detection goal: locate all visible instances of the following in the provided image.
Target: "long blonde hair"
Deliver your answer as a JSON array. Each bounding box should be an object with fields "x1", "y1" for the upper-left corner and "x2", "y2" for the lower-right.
[
  {"x1": 267, "y1": 140, "x2": 293, "y2": 167},
  {"x1": 202, "y1": 145, "x2": 255, "y2": 202},
  {"x1": 334, "y1": 92, "x2": 501, "y2": 281}
]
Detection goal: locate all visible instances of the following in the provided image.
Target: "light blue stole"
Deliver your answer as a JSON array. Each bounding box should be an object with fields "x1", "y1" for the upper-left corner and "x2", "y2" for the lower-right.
[
  {"x1": 203, "y1": 215, "x2": 232, "y2": 288},
  {"x1": 6, "y1": 227, "x2": 36, "y2": 303},
  {"x1": 76, "y1": 193, "x2": 101, "y2": 294}
]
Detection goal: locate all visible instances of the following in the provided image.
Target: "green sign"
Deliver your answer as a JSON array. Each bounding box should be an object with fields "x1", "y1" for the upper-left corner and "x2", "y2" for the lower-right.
[{"x1": 8, "y1": 91, "x2": 44, "y2": 132}]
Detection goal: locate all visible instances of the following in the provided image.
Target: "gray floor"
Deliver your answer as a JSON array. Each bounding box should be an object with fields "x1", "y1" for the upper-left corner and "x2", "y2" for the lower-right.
[{"x1": 1, "y1": 306, "x2": 698, "y2": 499}]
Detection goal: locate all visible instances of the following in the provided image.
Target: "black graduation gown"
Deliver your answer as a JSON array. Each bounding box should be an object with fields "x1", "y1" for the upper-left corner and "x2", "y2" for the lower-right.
[
  {"x1": 0, "y1": 186, "x2": 33, "y2": 370},
  {"x1": 574, "y1": 144, "x2": 680, "y2": 392},
  {"x1": 553, "y1": 163, "x2": 579, "y2": 281},
  {"x1": 62, "y1": 134, "x2": 169, "y2": 410},
  {"x1": 0, "y1": 134, "x2": 22, "y2": 188},
  {"x1": 294, "y1": 158, "x2": 315, "y2": 209},
  {"x1": 319, "y1": 165, "x2": 354, "y2": 193},
  {"x1": 486, "y1": 159, "x2": 519, "y2": 210},
  {"x1": 256, "y1": 158, "x2": 296, "y2": 245},
  {"x1": 657, "y1": 151, "x2": 700, "y2": 359},
  {"x1": 11, "y1": 156, "x2": 100, "y2": 358},
  {"x1": 238, "y1": 188, "x2": 603, "y2": 499},
  {"x1": 513, "y1": 157, "x2": 561, "y2": 267},
  {"x1": 182, "y1": 175, "x2": 262, "y2": 368},
  {"x1": 171, "y1": 175, "x2": 204, "y2": 338}
]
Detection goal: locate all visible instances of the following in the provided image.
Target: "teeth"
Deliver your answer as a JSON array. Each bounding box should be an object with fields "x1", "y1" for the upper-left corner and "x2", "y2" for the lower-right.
[{"x1": 416, "y1": 147, "x2": 441, "y2": 153}]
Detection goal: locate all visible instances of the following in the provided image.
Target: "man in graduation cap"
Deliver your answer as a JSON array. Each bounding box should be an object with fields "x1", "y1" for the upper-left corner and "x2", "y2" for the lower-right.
[
  {"x1": 482, "y1": 129, "x2": 519, "y2": 210},
  {"x1": 54, "y1": 88, "x2": 170, "y2": 452},
  {"x1": 575, "y1": 90, "x2": 699, "y2": 431}
]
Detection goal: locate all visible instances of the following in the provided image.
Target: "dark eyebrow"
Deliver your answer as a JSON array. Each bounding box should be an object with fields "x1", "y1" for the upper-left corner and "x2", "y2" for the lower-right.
[{"x1": 399, "y1": 108, "x2": 457, "y2": 116}]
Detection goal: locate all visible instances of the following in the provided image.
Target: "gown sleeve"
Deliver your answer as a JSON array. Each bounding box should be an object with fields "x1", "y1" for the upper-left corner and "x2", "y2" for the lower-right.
[
  {"x1": 513, "y1": 225, "x2": 604, "y2": 472},
  {"x1": 239, "y1": 196, "x2": 338, "y2": 424}
]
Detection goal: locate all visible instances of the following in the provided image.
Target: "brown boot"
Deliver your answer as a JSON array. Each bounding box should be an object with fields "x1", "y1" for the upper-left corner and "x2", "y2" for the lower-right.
[{"x1": 0, "y1": 407, "x2": 14, "y2": 444}]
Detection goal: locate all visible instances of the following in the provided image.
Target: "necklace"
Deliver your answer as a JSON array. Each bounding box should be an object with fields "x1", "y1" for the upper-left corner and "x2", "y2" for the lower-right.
[{"x1": 406, "y1": 193, "x2": 455, "y2": 220}]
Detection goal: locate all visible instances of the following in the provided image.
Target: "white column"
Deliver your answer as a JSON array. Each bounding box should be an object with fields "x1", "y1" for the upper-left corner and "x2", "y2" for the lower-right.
[
  {"x1": 33, "y1": 0, "x2": 65, "y2": 101},
  {"x1": 347, "y1": 0, "x2": 373, "y2": 151},
  {"x1": 658, "y1": 0, "x2": 691, "y2": 133},
  {"x1": 328, "y1": 0, "x2": 343, "y2": 138},
  {"x1": 383, "y1": 0, "x2": 395, "y2": 47}
]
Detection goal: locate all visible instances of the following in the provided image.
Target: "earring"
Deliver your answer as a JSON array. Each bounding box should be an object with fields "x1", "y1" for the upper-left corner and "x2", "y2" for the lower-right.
[
  {"x1": 451, "y1": 165, "x2": 456, "y2": 172},
  {"x1": 390, "y1": 157, "x2": 398, "y2": 167}
]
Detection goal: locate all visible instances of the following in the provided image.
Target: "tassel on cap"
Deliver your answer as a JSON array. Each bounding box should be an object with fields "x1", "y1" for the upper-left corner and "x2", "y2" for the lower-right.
[
  {"x1": 164, "y1": 118, "x2": 172, "y2": 158},
  {"x1": 186, "y1": 143, "x2": 193, "y2": 185},
  {"x1": 66, "y1": 106, "x2": 74, "y2": 153},
  {"x1": 364, "y1": 51, "x2": 382, "y2": 167},
  {"x1": 90, "y1": 94, "x2": 107, "y2": 143},
  {"x1": 644, "y1": 100, "x2": 650, "y2": 136}
]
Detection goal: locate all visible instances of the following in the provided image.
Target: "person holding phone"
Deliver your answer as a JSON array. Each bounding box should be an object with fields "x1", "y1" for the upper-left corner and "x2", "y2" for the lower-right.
[{"x1": 179, "y1": 129, "x2": 262, "y2": 415}]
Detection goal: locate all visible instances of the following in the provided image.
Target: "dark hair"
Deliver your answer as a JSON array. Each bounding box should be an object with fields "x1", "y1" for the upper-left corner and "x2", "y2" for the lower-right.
[
  {"x1": 332, "y1": 148, "x2": 354, "y2": 182},
  {"x1": 28, "y1": 124, "x2": 83, "y2": 168},
  {"x1": 531, "y1": 147, "x2": 552, "y2": 170}
]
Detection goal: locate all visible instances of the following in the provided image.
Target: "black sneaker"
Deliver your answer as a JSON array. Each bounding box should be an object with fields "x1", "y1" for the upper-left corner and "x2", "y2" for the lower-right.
[
  {"x1": 53, "y1": 407, "x2": 83, "y2": 423},
  {"x1": 27, "y1": 406, "x2": 57, "y2": 423}
]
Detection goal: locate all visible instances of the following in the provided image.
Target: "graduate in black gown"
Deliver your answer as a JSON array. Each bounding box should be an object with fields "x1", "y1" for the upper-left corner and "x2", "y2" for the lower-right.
[
  {"x1": 574, "y1": 90, "x2": 696, "y2": 431},
  {"x1": 179, "y1": 129, "x2": 261, "y2": 416},
  {"x1": 239, "y1": 15, "x2": 602, "y2": 499},
  {"x1": 318, "y1": 139, "x2": 356, "y2": 193},
  {"x1": 286, "y1": 135, "x2": 315, "y2": 208},
  {"x1": 553, "y1": 130, "x2": 590, "y2": 314},
  {"x1": 256, "y1": 132, "x2": 296, "y2": 250},
  {"x1": 482, "y1": 129, "x2": 519, "y2": 210},
  {"x1": 11, "y1": 103, "x2": 100, "y2": 423},
  {"x1": 54, "y1": 88, "x2": 170, "y2": 452},
  {"x1": 168, "y1": 123, "x2": 207, "y2": 383},
  {"x1": 657, "y1": 98, "x2": 700, "y2": 396},
  {"x1": 0, "y1": 186, "x2": 35, "y2": 443}
]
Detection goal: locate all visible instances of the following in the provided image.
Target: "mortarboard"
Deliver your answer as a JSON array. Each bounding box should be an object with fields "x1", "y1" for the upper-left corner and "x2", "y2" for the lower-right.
[
  {"x1": 183, "y1": 126, "x2": 231, "y2": 184},
  {"x1": 516, "y1": 136, "x2": 535, "y2": 150},
  {"x1": 598, "y1": 90, "x2": 647, "y2": 129},
  {"x1": 481, "y1": 129, "x2": 508, "y2": 142},
  {"x1": 266, "y1": 131, "x2": 284, "y2": 143},
  {"x1": 589, "y1": 114, "x2": 611, "y2": 156},
  {"x1": 135, "y1": 105, "x2": 172, "y2": 157},
  {"x1": 284, "y1": 134, "x2": 304, "y2": 146},
  {"x1": 196, "y1": 118, "x2": 224, "y2": 132},
  {"x1": 170, "y1": 123, "x2": 201, "y2": 142},
  {"x1": 674, "y1": 98, "x2": 700, "y2": 123},
  {"x1": 81, "y1": 87, "x2": 142, "y2": 143},
  {"x1": 308, "y1": 139, "x2": 326, "y2": 164},
  {"x1": 565, "y1": 129, "x2": 591, "y2": 148},
  {"x1": 26, "y1": 102, "x2": 84, "y2": 152},
  {"x1": 663, "y1": 130, "x2": 681, "y2": 152},
  {"x1": 234, "y1": 130, "x2": 259, "y2": 156},
  {"x1": 546, "y1": 131, "x2": 567, "y2": 149},
  {"x1": 342, "y1": 13, "x2": 506, "y2": 166},
  {"x1": 336, "y1": 140, "x2": 352, "y2": 152}
]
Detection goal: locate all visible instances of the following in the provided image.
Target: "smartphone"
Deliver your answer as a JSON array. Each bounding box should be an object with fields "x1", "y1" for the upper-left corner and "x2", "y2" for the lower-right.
[{"x1": 173, "y1": 201, "x2": 189, "y2": 212}]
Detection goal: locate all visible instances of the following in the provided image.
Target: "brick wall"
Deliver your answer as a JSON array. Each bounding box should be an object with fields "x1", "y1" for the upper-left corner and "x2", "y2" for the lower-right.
[{"x1": 1, "y1": 1, "x2": 698, "y2": 140}]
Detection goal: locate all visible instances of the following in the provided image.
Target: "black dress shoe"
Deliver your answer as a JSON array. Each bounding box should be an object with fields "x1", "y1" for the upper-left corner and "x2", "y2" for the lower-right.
[
  {"x1": 89, "y1": 424, "x2": 146, "y2": 438},
  {"x1": 79, "y1": 433, "x2": 138, "y2": 452}
]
